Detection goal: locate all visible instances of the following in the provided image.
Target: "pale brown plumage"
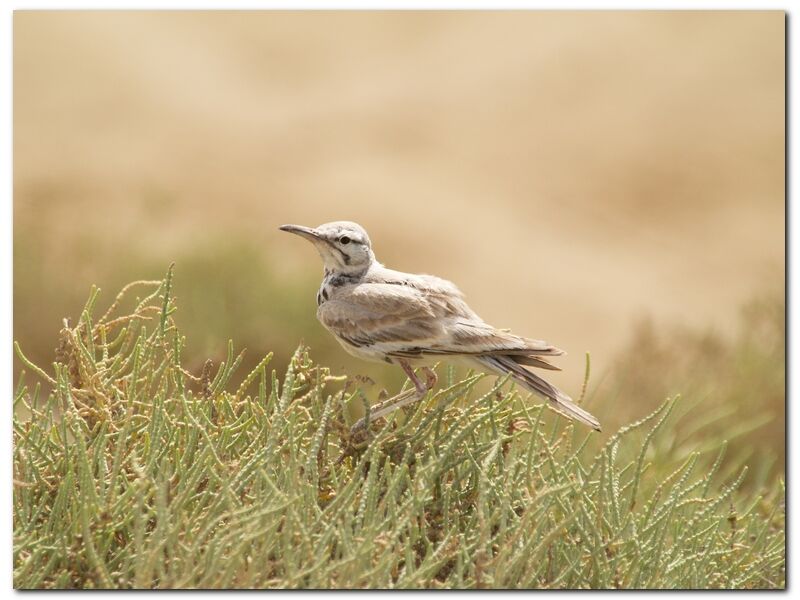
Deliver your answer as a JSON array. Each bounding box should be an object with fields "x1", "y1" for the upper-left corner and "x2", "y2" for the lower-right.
[
  {"x1": 280, "y1": 221, "x2": 601, "y2": 431},
  {"x1": 318, "y1": 277, "x2": 557, "y2": 358}
]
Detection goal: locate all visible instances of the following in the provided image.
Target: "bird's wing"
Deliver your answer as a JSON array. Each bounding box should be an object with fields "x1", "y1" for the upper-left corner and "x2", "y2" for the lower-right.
[
  {"x1": 392, "y1": 319, "x2": 565, "y2": 362},
  {"x1": 317, "y1": 282, "x2": 447, "y2": 350},
  {"x1": 318, "y1": 281, "x2": 563, "y2": 362}
]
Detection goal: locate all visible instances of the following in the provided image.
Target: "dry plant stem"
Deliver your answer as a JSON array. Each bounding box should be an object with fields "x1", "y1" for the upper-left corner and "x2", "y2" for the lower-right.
[
  {"x1": 350, "y1": 388, "x2": 418, "y2": 434},
  {"x1": 350, "y1": 360, "x2": 438, "y2": 434}
]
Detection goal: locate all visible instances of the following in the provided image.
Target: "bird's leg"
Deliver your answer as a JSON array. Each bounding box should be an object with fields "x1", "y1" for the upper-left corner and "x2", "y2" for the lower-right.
[
  {"x1": 350, "y1": 360, "x2": 434, "y2": 434},
  {"x1": 399, "y1": 359, "x2": 428, "y2": 396}
]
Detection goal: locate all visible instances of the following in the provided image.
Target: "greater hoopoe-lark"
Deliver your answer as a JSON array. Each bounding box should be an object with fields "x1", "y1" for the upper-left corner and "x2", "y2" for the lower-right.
[{"x1": 280, "y1": 221, "x2": 601, "y2": 432}]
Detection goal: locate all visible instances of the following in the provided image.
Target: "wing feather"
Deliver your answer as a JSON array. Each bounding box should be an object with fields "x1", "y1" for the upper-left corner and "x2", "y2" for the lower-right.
[
  {"x1": 318, "y1": 281, "x2": 564, "y2": 361},
  {"x1": 317, "y1": 283, "x2": 444, "y2": 348}
]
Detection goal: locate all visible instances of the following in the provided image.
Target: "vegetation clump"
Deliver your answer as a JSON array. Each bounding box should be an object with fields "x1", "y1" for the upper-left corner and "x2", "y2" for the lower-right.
[{"x1": 13, "y1": 269, "x2": 785, "y2": 589}]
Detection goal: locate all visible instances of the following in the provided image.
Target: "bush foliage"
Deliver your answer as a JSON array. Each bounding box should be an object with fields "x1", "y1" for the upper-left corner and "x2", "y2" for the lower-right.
[{"x1": 13, "y1": 269, "x2": 785, "y2": 589}]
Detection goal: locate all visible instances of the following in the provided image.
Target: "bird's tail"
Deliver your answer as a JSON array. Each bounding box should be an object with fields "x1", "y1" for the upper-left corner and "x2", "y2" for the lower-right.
[{"x1": 476, "y1": 355, "x2": 601, "y2": 431}]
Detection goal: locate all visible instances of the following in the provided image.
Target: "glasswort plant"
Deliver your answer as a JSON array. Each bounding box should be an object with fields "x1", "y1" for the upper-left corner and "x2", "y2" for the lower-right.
[{"x1": 13, "y1": 268, "x2": 785, "y2": 589}]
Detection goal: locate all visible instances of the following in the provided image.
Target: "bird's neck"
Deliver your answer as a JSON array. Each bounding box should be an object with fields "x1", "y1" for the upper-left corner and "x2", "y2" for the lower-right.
[
  {"x1": 323, "y1": 269, "x2": 363, "y2": 286},
  {"x1": 322, "y1": 256, "x2": 382, "y2": 280}
]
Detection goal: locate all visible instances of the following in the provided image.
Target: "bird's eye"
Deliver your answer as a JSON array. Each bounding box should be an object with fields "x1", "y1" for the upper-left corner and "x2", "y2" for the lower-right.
[{"x1": 339, "y1": 236, "x2": 351, "y2": 245}]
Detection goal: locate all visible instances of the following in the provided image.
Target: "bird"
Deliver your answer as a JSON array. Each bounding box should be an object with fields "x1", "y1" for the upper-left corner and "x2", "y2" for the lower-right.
[{"x1": 279, "y1": 221, "x2": 601, "y2": 432}]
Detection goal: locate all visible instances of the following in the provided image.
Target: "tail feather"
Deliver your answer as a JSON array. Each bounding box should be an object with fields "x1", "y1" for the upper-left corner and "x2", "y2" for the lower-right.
[
  {"x1": 509, "y1": 354, "x2": 562, "y2": 371},
  {"x1": 477, "y1": 355, "x2": 601, "y2": 431}
]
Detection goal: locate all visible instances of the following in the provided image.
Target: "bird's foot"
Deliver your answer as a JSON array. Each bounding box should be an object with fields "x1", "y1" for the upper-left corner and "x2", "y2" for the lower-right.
[{"x1": 421, "y1": 367, "x2": 438, "y2": 391}]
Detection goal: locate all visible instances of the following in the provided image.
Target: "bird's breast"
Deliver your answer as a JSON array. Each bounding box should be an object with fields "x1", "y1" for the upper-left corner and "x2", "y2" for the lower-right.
[{"x1": 316, "y1": 272, "x2": 362, "y2": 307}]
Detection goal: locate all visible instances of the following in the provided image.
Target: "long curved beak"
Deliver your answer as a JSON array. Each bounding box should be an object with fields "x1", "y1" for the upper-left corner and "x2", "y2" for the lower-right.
[{"x1": 279, "y1": 224, "x2": 321, "y2": 242}]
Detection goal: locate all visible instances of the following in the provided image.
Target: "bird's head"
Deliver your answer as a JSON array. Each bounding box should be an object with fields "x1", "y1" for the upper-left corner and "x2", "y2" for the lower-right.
[{"x1": 279, "y1": 221, "x2": 375, "y2": 275}]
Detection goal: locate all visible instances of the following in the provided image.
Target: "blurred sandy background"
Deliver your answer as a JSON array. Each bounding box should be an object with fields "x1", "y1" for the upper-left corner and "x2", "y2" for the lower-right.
[{"x1": 14, "y1": 12, "x2": 784, "y2": 434}]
